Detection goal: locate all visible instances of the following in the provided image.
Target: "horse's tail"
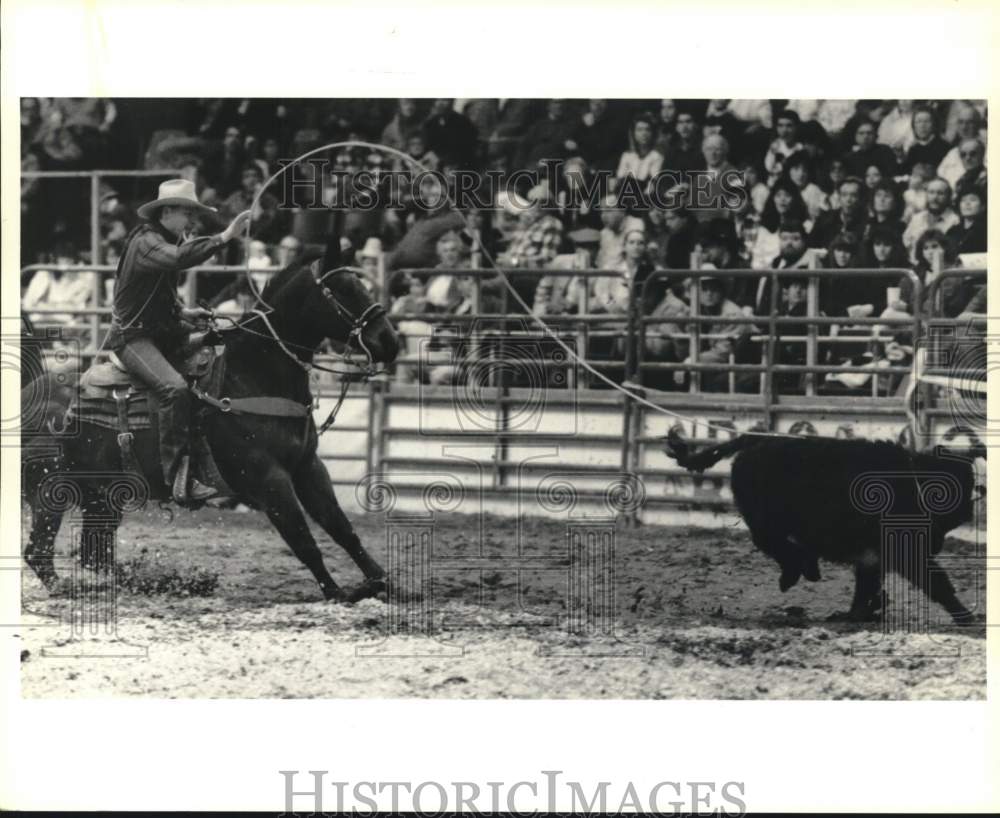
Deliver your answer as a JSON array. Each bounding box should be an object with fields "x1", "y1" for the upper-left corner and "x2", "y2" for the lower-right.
[{"x1": 663, "y1": 429, "x2": 759, "y2": 473}]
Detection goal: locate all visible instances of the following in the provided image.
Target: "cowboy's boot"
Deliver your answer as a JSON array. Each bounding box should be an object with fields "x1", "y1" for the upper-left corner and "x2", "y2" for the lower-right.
[{"x1": 172, "y1": 455, "x2": 217, "y2": 505}]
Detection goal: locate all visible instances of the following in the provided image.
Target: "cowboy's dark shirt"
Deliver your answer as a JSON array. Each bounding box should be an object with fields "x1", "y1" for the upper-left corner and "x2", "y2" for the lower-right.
[{"x1": 104, "y1": 221, "x2": 223, "y2": 352}]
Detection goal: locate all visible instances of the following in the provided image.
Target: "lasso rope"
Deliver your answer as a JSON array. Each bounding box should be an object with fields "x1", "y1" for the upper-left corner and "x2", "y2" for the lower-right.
[{"x1": 242, "y1": 139, "x2": 809, "y2": 439}]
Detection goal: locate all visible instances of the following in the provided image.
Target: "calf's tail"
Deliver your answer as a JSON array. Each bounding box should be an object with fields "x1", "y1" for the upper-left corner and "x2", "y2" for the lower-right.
[{"x1": 663, "y1": 429, "x2": 758, "y2": 473}]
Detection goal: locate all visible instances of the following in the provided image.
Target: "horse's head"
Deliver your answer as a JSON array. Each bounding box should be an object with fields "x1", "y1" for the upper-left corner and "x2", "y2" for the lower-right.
[{"x1": 311, "y1": 267, "x2": 400, "y2": 367}]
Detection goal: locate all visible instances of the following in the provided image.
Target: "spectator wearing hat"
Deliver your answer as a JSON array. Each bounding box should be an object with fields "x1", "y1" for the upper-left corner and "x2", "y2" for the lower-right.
[
  {"x1": 532, "y1": 227, "x2": 600, "y2": 317},
  {"x1": 615, "y1": 113, "x2": 664, "y2": 190},
  {"x1": 841, "y1": 120, "x2": 898, "y2": 180},
  {"x1": 947, "y1": 188, "x2": 987, "y2": 255},
  {"x1": 902, "y1": 106, "x2": 950, "y2": 174},
  {"x1": 596, "y1": 194, "x2": 645, "y2": 269},
  {"x1": 809, "y1": 176, "x2": 869, "y2": 249},
  {"x1": 566, "y1": 99, "x2": 627, "y2": 173},
  {"x1": 647, "y1": 272, "x2": 752, "y2": 392},
  {"x1": 764, "y1": 109, "x2": 805, "y2": 184},
  {"x1": 902, "y1": 177, "x2": 959, "y2": 262}
]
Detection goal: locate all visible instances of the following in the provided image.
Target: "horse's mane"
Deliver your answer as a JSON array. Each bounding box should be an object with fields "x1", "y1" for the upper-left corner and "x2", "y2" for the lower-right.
[{"x1": 260, "y1": 261, "x2": 310, "y2": 302}]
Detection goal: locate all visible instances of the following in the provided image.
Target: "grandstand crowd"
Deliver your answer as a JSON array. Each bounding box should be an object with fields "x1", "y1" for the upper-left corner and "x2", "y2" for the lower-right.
[{"x1": 20, "y1": 98, "x2": 987, "y2": 395}]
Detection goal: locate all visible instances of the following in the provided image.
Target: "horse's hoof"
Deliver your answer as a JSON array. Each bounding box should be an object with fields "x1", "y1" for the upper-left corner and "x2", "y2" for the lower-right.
[
  {"x1": 802, "y1": 559, "x2": 821, "y2": 583},
  {"x1": 779, "y1": 568, "x2": 801, "y2": 592},
  {"x1": 322, "y1": 585, "x2": 348, "y2": 603},
  {"x1": 346, "y1": 578, "x2": 386, "y2": 604}
]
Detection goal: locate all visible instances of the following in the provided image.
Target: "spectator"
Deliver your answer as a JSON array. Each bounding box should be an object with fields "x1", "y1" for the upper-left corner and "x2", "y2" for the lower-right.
[
  {"x1": 754, "y1": 220, "x2": 816, "y2": 315},
  {"x1": 938, "y1": 104, "x2": 987, "y2": 188},
  {"x1": 500, "y1": 190, "x2": 565, "y2": 269},
  {"x1": 809, "y1": 176, "x2": 869, "y2": 248},
  {"x1": 902, "y1": 106, "x2": 950, "y2": 173},
  {"x1": 22, "y1": 244, "x2": 94, "y2": 327},
  {"x1": 483, "y1": 98, "x2": 538, "y2": 168},
  {"x1": 394, "y1": 132, "x2": 440, "y2": 174},
  {"x1": 596, "y1": 194, "x2": 645, "y2": 269},
  {"x1": 533, "y1": 227, "x2": 599, "y2": 317},
  {"x1": 221, "y1": 163, "x2": 284, "y2": 244},
  {"x1": 690, "y1": 134, "x2": 740, "y2": 224},
  {"x1": 648, "y1": 274, "x2": 751, "y2": 392},
  {"x1": 863, "y1": 163, "x2": 885, "y2": 191},
  {"x1": 381, "y1": 99, "x2": 424, "y2": 152},
  {"x1": 902, "y1": 161, "x2": 934, "y2": 221},
  {"x1": 422, "y1": 99, "x2": 478, "y2": 168},
  {"x1": 590, "y1": 229, "x2": 650, "y2": 324},
  {"x1": 902, "y1": 177, "x2": 959, "y2": 261},
  {"x1": 862, "y1": 224, "x2": 909, "y2": 270},
  {"x1": 819, "y1": 156, "x2": 848, "y2": 210},
  {"x1": 822, "y1": 231, "x2": 889, "y2": 317},
  {"x1": 518, "y1": 99, "x2": 575, "y2": 170},
  {"x1": 867, "y1": 181, "x2": 905, "y2": 237},
  {"x1": 741, "y1": 161, "x2": 770, "y2": 216},
  {"x1": 842, "y1": 120, "x2": 898, "y2": 179},
  {"x1": 703, "y1": 99, "x2": 748, "y2": 160},
  {"x1": 647, "y1": 207, "x2": 697, "y2": 270},
  {"x1": 952, "y1": 138, "x2": 987, "y2": 203},
  {"x1": 751, "y1": 178, "x2": 811, "y2": 268},
  {"x1": 659, "y1": 108, "x2": 703, "y2": 175},
  {"x1": 656, "y1": 100, "x2": 678, "y2": 143},
  {"x1": 206, "y1": 125, "x2": 247, "y2": 196},
  {"x1": 947, "y1": 188, "x2": 987, "y2": 255},
  {"x1": 355, "y1": 237, "x2": 384, "y2": 297},
  {"x1": 275, "y1": 234, "x2": 303, "y2": 269},
  {"x1": 615, "y1": 112, "x2": 664, "y2": 188},
  {"x1": 425, "y1": 233, "x2": 474, "y2": 315},
  {"x1": 895, "y1": 229, "x2": 968, "y2": 319},
  {"x1": 764, "y1": 109, "x2": 805, "y2": 183},
  {"x1": 878, "y1": 100, "x2": 917, "y2": 154},
  {"x1": 554, "y1": 156, "x2": 603, "y2": 233},
  {"x1": 567, "y1": 99, "x2": 626, "y2": 173},
  {"x1": 784, "y1": 150, "x2": 829, "y2": 220},
  {"x1": 773, "y1": 274, "x2": 827, "y2": 395}
]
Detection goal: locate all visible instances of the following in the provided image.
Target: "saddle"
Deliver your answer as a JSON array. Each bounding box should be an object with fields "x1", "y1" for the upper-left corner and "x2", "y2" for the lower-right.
[{"x1": 70, "y1": 337, "x2": 232, "y2": 496}]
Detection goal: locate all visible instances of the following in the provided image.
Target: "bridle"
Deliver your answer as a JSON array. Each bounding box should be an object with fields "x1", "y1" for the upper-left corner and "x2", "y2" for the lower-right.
[
  {"x1": 215, "y1": 265, "x2": 391, "y2": 434},
  {"x1": 315, "y1": 266, "x2": 388, "y2": 376}
]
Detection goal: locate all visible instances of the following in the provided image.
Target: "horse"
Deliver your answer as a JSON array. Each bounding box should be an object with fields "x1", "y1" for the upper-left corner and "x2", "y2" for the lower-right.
[{"x1": 21, "y1": 260, "x2": 400, "y2": 603}]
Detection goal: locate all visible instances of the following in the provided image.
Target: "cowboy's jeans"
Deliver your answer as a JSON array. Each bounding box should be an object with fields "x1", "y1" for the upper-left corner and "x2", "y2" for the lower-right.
[{"x1": 117, "y1": 337, "x2": 190, "y2": 486}]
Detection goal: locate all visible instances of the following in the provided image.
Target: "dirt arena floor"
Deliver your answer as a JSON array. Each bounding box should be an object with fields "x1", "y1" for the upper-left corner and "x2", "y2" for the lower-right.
[{"x1": 19, "y1": 507, "x2": 986, "y2": 699}]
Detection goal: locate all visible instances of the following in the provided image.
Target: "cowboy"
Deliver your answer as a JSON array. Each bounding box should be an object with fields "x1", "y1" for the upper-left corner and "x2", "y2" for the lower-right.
[{"x1": 103, "y1": 178, "x2": 251, "y2": 504}]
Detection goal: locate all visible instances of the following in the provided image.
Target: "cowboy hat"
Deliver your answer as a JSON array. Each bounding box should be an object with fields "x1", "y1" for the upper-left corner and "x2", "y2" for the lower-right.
[{"x1": 137, "y1": 179, "x2": 219, "y2": 221}]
